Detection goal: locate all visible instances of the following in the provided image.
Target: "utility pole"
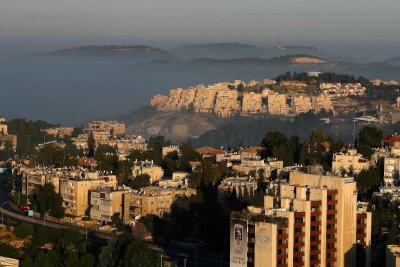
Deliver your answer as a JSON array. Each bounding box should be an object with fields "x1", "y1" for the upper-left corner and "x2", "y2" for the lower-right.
[
  {"x1": 160, "y1": 254, "x2": 163, "y2": 267},
  {"x1": 184, "y1": 259, "x2": 187, "y2": 267}
]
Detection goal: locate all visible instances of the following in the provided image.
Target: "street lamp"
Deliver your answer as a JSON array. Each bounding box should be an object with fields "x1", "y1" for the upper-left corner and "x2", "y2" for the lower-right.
[{"x1": 1, "y1": 201, "x2": 8, "y2": 225}]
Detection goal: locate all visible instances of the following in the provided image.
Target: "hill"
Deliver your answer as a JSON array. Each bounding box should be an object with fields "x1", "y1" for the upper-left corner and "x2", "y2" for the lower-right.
[
  {"x1": 170, "y1": 43, "x2": 328, "y2": 60},
  {"x1": 44, "y1": 45, "x2": 180, "y2": 62}
]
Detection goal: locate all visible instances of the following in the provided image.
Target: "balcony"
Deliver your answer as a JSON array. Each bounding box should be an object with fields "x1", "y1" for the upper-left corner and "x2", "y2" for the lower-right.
[
  {"x1": 310, "y1": 230, "x2": 321, "y2": 236},
  {"x1": 311, "y1": 200, "x2": 322, "y2": 206},
  {"x1": 293, "y1": 262, "x2": 304, "y2": 267},
  {"x1": 326, "y1": 219, "x2": 337, "y2": 225},
  {"x1": 277, "y1": 254, "x2": 288, "y2": 259},
  {"x1": 326, "y1": 257, "x2": 337, "y2": 263},
  {"x1": 310, "y1": 250, "x2": 321, "y2": 255},
  {"x1": 293, "y1": 252, "x2": 304, "y2": 257},
  {"x1": 294, "y1": 222, "x2": 305, "y2": 228},
  {"x1": 294, "y1": 242, "x2": 305, "y2": 247},
  {"x1": 327, "y1": 189, "x2": 338, "y2": 195},
  {"x1": 294, "y1": 232, "x2": 305, "y2": 237},
  {"x1": 277, "y1": 244, "x2": 288, "y2": 249},
  {"x1": 327, "y1": 200, "x2": 338, "y2": 205},
  {"x1": 310, "y1": 240, "x2": 321, "y2": 245},
  {"x1": 295, "y1": 212, "x2": 305, "y2": 218},
  {"x1": 311, "y1": 220, "x2": 322, "y2": 226},
  {"x1": 327, "y1": 210, "x2": 337, "y2": 215},
  {"x1": 326, "y1": 238, "x2": 337, "y2": 243},
  {"x1": 310, "y1": 259, "x2": 321, "y2": 265},
  {"x1": 277, "y1": 234, "x2": 288, "y2": 239},
  {"x1": 311, "y1": 210, "x2": 322, "y2": 216},
  {"x1": 357, "y1": 213, "x2": 367, "y2": 219},
  {"x1": 326, "y1": 247, "x2": 337, "y2": 253},
  {"x1": 357, "y1": 223, "x2": 366, "y2": 229},
  {"x1": 277, "y1": 265, "x2": 288, "y2": 267},
  {"x1": 357, "y1": 233, "x2": 366, "y2": 238},
  {"x1": 326, "y1": 229, "x2": 337, "y2": 234}
]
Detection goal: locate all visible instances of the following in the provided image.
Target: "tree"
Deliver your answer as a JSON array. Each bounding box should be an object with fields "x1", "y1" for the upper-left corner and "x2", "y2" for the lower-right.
[
  {"x1": 359, "y1": 126, "x2": 383, "y2": 148},
  {"x1": 111, "y1": 213, "x2": 123, "y2": 231},
  {"x1": 123, "y1": 240, "x2": 158, "y2": 267},
  {"x1": 116, "y1": 160, "x2": 132, "y2": 183},
  {"x1": 126, "y1": 174, "x2": 150, "y2": 190},
  {"x1": 147, "y1": 136, "x2": 170, "y2": 153},
  {"x1": 0, "y1": 243, "x2": 19, "y2": 258},
  {"x1": 14, "y1": 222, "x2": 34, "y2": 238},
  {"x1": 30, "y1": 183, "x2": 65, "y2": 218},
  {"x1": 78, "y1": 253, "x2": 95, "y2": 267},
  {"x1": 0, "y1": 140, "x2": 15, "y2": 161},
  {"x1": 141, "y1": 214, "x2": 163, "y2": 236},
  {"x1": 33, "y1": 225, "x2": 51, "y2": 246},
  {"x1": 87, "y1": 132, "x2": 95, "y2": 157},
  {"x1": 357, "y1": 167, "x2": 382, "y2": 199}
]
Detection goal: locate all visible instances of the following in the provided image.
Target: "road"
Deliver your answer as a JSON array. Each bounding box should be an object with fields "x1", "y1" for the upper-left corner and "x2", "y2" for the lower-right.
[{"x1": 0, "y1": 174, "x2": 229, "y2": 267}]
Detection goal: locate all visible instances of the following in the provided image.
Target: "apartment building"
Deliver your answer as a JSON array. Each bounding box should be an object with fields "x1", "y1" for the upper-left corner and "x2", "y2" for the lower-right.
[
  {"x1": 123, "y1": 186, "x2": 196, "y2": 223},
  {"x1": 384, "y1": 156, "x2": 400, "y2": 186},
  {"x1": 0, "y1": 117, "x2": 17, "y2": 150},
  {"x1": 240, "y1": 146, "x2": 264, "y2": 159},
  {"x1": 312, "y1": 95, "x2": 334, "y2": 112},
  {"x1": 44, "y1": 127, "x2": 74, "y2": 138},
  {"x1": 88, "y1": 121, "x2": 126, "y2": 138},
  {"x1": 332, "y1": 148, "x2": 370, "y2": 175},
  {"x1": 132, "y1": 160, "x2": 164, "y2": 184},
  {"x1": 242, "y1": 92, "x2": 264, "y2": 115},
  {"x1": 267, "y1": 93, "x2": 289, "y2": 116},
  {"x1": 105, "y1": 135, "x2": 147, "y2": 154},
  {"x1": 386, "y1": 245, "x2": 400, "y2": 267},
  {"x1": 162, "y1": 145, "x2": 181, "y2": 157},
  {"x1": 319, "y1": 83, "x2": 366, "y2": 97},
  {"x1": 233, "y1": 157, "x2": 271, "y2": 177},
  {"x1": 90, "y1": 186, "x2": 131, "y2": 223},
  {"x1": 230, "y1": 172, "x2": 372, "y2": 267},
  {"x1": 60, "y1": 173, "x2": 117, "y2": 216},
  {"x1": 218, "y1": 176, "x2": 258, "y2": 201},
  {"x1": 22, "y1": 169, "x2": 63, "y2": 196},
  {"x1": 214, "y1": 89, "x2": 241, "y2": 117},
  {"x1": 158, "y1": 172, "x2": 190, "y2": 188},
  {"x1": 291, "y1": 95, "x2": 313, "y2": 114},
  {"x1": 0, "y1": 118, "x2": 8, "y2": 135}
]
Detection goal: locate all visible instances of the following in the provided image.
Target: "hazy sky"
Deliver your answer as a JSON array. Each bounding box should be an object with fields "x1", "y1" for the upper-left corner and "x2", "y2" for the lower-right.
[{"x1": 1, "y1": 0, "x2": 399, "y2": 51}]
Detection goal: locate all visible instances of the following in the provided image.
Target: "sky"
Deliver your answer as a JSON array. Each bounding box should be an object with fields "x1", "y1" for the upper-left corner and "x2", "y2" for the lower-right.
[{"x1": 0, "y1": 0, "x2": 399, "y2": 54}]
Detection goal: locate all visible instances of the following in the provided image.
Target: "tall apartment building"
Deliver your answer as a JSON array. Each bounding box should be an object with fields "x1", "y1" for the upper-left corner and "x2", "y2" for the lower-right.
[
  {"x1": 242, "y1": 92, "x2": 264, "y2": 115},
  {"x1": 332, "y1": 148, "x2": 370, "y2": 175},
  {"x1": 312, "y1": 95, "x2": 334, "y2": 112},
  {"x1": 267, "y1": 93, "x2": 289, "y2": 116},
  {"x1": 291, "y1": 95, "x2": 313, "y2": 114},
  {"x1": 192, "y1": 85, "x2": 217, "y2": 113},
  {"x1": 90, "y1": 186, "x2": 131, "y2": 223},
  {"x1": 230, "y1": 172, "x2": 372, "y2": 267},
  {"x1": 60, "y1": 173, "x2": 117, "y2": 216},
  {"x1": 214, "y1": 89, "x2": 241, "y2": 117}
]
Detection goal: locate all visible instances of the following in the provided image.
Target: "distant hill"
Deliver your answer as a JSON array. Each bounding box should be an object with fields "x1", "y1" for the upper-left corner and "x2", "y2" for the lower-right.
[
  {"x1": 381, "y1": 56, "x2": 400, "y2": 66},
  {"x1": 170, "y1": 42, "x2": 328, "y2": 60},
  {"x1": 44, "y1": 45, "x2": 180, "y2": 62}
]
